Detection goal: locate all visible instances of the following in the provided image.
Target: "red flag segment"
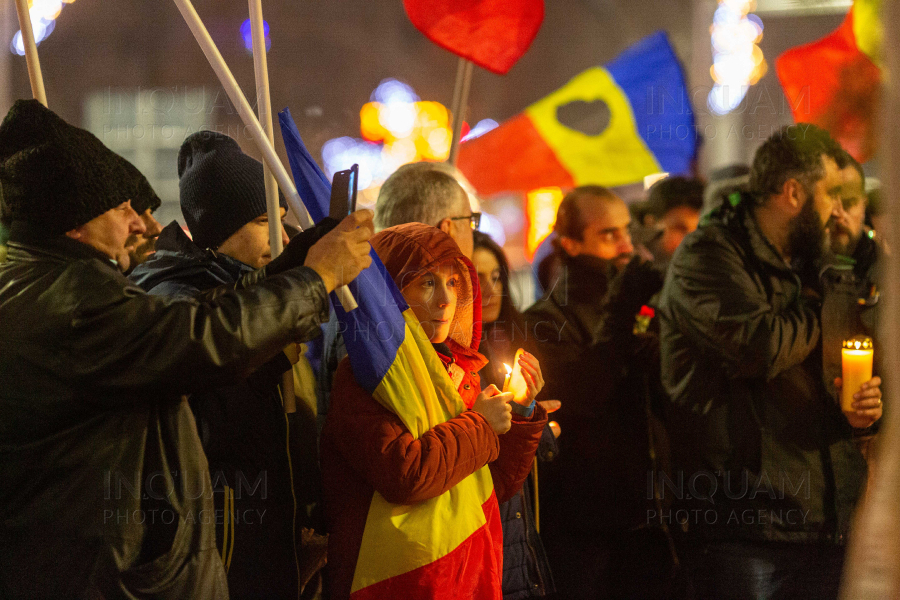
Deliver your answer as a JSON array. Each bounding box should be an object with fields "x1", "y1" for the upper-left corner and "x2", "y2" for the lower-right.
[
  {"x1": 776, "y1": 6, "x2": 882, "y2": 162},
  {"x1": 403, "y1": 0, "x2": 544, "y2": 75}
]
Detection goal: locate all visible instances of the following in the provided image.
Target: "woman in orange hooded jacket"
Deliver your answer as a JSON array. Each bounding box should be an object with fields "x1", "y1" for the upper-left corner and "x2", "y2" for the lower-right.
[{"x1": 321, "y1": 223, "x2": 547, "y2": 600}]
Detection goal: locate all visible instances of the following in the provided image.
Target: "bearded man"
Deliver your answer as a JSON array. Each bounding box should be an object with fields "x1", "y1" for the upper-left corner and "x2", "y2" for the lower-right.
[{"x1": 657, "y1": 125, "x2": 883, "y2": 599}]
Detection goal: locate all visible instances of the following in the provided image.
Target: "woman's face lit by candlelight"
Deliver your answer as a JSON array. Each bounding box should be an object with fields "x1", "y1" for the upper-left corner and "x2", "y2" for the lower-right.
[
  {"x1": 401, "y1": 259, "x2": 460, "y2": 344},
  {"x1": 473, "y1": 247, "x2": 502, "y2": 324}
]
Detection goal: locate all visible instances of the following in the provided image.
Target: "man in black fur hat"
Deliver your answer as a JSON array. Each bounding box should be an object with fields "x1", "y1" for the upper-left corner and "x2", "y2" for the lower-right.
[
  {"x1": 117, "y1": 156, "x2": 164, "y2": 274},
  {"x1": 0, "y1": 100, "x2": 373, "y2": 599}
]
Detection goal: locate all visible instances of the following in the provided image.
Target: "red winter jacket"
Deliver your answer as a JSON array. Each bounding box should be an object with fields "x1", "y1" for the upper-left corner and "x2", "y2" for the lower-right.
[{"x1": 321, "y1": 224, "x2": 547, "y2": 600}]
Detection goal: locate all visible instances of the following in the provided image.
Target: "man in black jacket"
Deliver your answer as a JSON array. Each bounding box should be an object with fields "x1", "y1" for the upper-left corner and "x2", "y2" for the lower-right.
[
  {"x1": 0, "y1": 100, "x2": 372, "y2": 599},
  {"x1": 657, "y1": 124, "x2": 882, "y2": 599},
  {"x1": 523, "y1": 186, "x2": 666, "y2": 598},
  {"x1": 130, "y1": 131, "x2": 332, "y2": 599}
]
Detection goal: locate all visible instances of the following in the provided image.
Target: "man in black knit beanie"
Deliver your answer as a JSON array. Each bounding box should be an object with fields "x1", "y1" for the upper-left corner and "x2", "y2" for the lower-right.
[{"x1": 130, "y1": 130, "x2": 339, "y2": 599}]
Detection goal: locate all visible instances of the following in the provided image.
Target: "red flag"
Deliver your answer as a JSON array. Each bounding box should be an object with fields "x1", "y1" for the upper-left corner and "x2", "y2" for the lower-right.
[
  {"x1": 403, "y1": 0, "x2": 544, "y2": 75},
  {"x1": 776, "y1": 7, "x2": 881, "y2": 162}
]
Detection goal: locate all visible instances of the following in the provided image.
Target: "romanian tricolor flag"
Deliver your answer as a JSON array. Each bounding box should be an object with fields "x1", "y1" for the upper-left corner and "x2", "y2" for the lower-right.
[
  {"x1": 279, "y1": 110, "x2": 498, "y2": 598},
  {"x1": 458, "y1": 31, "x2": 696, "y2": 195},
  {"x1": 776, "y1": 0, "x2": 882, "y2": 162}
]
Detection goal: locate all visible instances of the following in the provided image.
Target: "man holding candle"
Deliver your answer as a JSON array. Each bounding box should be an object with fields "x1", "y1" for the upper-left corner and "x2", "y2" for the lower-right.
[{"x1": 657, "y1": 124, "x2": 882, "y2": 599}]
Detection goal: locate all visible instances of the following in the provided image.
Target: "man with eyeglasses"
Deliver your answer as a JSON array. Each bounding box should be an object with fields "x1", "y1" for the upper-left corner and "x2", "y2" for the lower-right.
[{"x1": 374, "y1": 161, "x2": 478, "y2": 258}]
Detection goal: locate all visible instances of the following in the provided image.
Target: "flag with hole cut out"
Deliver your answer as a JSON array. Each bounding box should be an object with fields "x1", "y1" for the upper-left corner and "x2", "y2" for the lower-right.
[{"x1": 458, "y1": 31, "x2": 696, "y2": 195}]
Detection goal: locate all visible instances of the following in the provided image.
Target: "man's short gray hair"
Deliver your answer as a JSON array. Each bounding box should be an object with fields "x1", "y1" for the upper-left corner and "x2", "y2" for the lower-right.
[{"x1": 375, "y1": 162, "x2": 469, "y2": 231}]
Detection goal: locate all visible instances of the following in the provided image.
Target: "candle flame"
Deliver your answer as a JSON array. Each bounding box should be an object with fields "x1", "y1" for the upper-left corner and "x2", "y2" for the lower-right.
[
  {"x1": 503, "y1": 363, "x2": 512, "y2": 375},
  {"x1": 855, "y1": 341, "x2": 861, "y2": 349}
]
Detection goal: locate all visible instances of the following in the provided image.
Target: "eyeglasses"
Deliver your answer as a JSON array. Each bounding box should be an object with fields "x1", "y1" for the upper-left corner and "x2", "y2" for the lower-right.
[{"x1": 448, "y1": 212, "x2": 482, "y2": 231}]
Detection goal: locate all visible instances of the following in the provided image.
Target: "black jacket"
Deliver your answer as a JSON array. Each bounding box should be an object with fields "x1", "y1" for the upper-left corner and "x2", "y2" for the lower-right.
[
  {"x1": 130, "y1": 222, "x2": 321, "y2": 599},
  {"x1": 523, "y1": 254, "x2": 655, "y2": 533},
  {"x1": 0, "y1": 224, "x2": 328, "y2": 599},
  {"x1": 657, "y1": 198, "x2": 867, "y2": 544}
]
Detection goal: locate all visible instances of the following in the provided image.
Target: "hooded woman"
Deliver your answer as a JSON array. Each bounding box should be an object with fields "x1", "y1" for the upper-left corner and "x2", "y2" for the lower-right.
[{"x1": 321, "y1": 223, "x2": 547, "y2": 600}]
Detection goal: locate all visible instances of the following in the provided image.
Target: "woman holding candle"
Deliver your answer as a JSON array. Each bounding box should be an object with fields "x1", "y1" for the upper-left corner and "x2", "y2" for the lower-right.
[
  {"x1": 321, "y1": 223, "x2": 547, "y2": 600},
  {"x1": 473, "y1": 231, "x2": 558, "y2": 599}
]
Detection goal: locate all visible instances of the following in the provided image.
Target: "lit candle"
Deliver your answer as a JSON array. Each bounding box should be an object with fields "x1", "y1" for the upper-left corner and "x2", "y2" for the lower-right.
[
  {"x1": 502, "y1": 363, "x2": 512, "y2": 393},
  {"x1": 841, "y1": 336, "x2": 874, "y2": 413}
]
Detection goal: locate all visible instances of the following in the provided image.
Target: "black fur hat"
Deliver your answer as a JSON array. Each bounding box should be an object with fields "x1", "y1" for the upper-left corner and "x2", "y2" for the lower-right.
[
  {"x1": 0, "y1": 99, "x2": 129, "y2": 235},
  {"x1": 117, "y1": 156, "x2": 161, "y2": 215}
]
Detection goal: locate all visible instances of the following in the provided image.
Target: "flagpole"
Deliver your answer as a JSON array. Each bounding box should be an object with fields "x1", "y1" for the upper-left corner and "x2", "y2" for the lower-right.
[
  {"x1": 447, "y1": 57, "x2": 474, "y2": 165},
  {"x1": 248, "y1": 0, "x2": 282, "y2": 260},
  {"x1": 172, "y1": 0, "x2": 358, "y2": 311},
  {"x1": 13, "y1": 0, "x2": 46, "y2": 106},
  {"x1": 249, "y1": 0, "x2": 297, "y2": 414},
  {"x1": 840, "y1": 0, "x2": 900, "y2": 596}
]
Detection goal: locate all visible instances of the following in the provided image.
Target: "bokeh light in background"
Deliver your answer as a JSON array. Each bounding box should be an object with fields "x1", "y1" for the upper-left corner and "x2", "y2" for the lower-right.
[
  {"x1": 708, "y1": 0, "x2": 766, "y2": 115},
  {"x1": 322, "y1": 78, "x2": 499, "y2": 197},
  {"x1": 240, "y1": 18, "x2": 271, "y2": 53},
  {"x1": 479, "y1": 212, "x2": 507, "y2": 247},
  {"x1": 524, "y1": 187, "x2": 564, "y2": 260},
  {"x1": 10, "y1": 0, "x2": 73, "y2": 56}
]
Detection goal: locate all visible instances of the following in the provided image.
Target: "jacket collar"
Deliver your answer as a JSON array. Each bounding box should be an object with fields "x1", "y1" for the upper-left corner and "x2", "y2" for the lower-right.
[
  {"x1": 129, "y1": 221, "x2": 253, "y2": 291},
  {"x1": 710, "y1": 195, "x2": 794, "y2": 275},
  {"x1": 7, "y1": 221, "x2": 119, "y2": 267}
]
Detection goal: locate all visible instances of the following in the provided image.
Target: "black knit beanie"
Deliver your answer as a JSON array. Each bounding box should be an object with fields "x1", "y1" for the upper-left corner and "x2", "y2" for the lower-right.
[
  {"x1": 117, "y1": 156, "x2": 161, "y2": 215},
  {"x1": 0, "y1": 99, "x2": 129, "y2": 235},
  {"x1": 178, "y1": 130, "x2": 286, "y2": 250}
]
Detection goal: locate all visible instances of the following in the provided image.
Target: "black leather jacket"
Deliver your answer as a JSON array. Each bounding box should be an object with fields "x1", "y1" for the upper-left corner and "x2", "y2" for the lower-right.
[
  {"x1": 0, "y1": 225, "x2": 329, "y2": 599},
  {"x1": 657, "y1": 198, "x2": 867, "y2": 544}
]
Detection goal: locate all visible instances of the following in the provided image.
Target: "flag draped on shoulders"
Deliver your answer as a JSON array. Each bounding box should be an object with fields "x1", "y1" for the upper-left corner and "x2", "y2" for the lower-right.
[
  {"x1": 458, "y1": 31, "x2": 696, "y2": 195},
  {"x1": 776, "y1": 0, "x2": 882, "y2": 162},
  {"x1": 278, "y1": 110, "x2": 497, "y2": 598}
]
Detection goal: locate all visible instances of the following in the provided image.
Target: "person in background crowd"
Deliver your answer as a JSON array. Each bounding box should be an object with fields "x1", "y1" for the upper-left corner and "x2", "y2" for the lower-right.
[
  {"x1": 524, "y1": 186, "x2": 666, "y2": 598},
  {"x1": 130, "y1": 131, "x2": 338, "y2": 599},
  {"x1": 820, "y1": 149, "x2": 883, "y2": 465},
  {"x1": 658, "y1": 125, "x2": 882, "y2": 599},
  {"x1": 116, "y1": 157, "x2": 164, "y2": 274},
  {"x1": 473, "y1": 231, "x2": 558, "y2": 599},
  {"x1": 635, "y1": 176, "x2": 704, "y2": 271},
  {"x1": 0, "y1": 100, "x2": 372, "y2": 599},
  {"x1": 321, "y1": 223, "x2": 547, "y2": 600}
]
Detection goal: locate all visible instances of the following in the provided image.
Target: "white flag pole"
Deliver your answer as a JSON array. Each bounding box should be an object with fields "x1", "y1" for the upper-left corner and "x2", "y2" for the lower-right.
[
  {"x1": 13, "y1": 0, "x2": 47, "y2": 106},
  {"x1": 248, "y1": 0, "x2": 282, "y2": 260},
  {"x1": 249, "y1": 0, "x2": 297, "y2": 414},
  {"x1": 173, "y1": 0, "x2": 358, "y2": 310}
]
